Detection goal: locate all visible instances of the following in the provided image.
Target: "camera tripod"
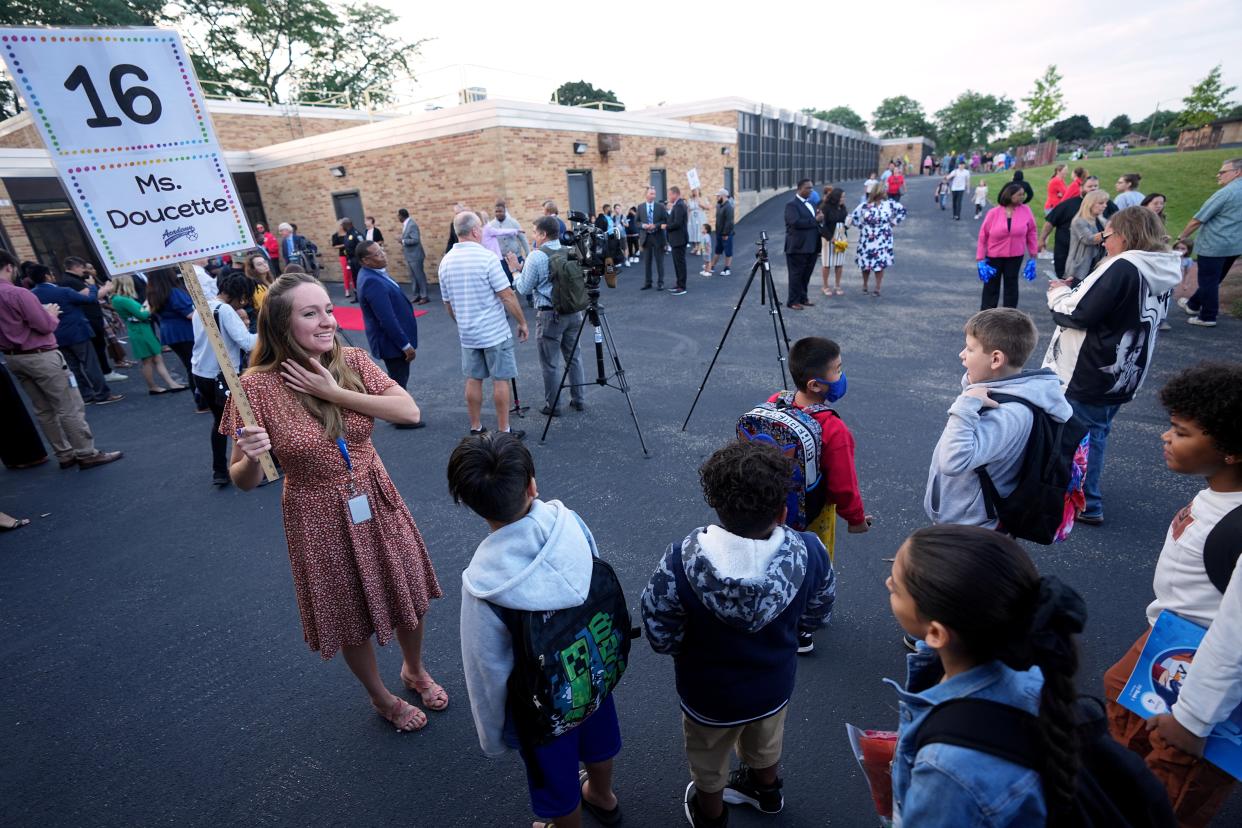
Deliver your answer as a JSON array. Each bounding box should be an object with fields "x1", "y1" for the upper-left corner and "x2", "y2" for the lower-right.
[
  {"x1": 682, "y1": 231, "x2": 792, "y2": 430},
  {"x1": 541, "y1": 288, "x2": 650, "y2": 456}
]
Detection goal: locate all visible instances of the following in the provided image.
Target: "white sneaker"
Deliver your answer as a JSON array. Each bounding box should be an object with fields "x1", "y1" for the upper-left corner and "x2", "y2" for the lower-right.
[
  {"x1": 721, "y1": 268, "x2": 731, "y2": 276},
  {"x1": 1187, "y1": 316, "x2": 1217, "y2": 327},
  {"x1": 104, "y1": 372, "x2": 128, "y2": 382},
  {"x1": 1177, "y1": 297, "x2": 1195, "y2": 315},
  {"x1": 699, "y1": 270, "x2": 712, "y2": 277}
]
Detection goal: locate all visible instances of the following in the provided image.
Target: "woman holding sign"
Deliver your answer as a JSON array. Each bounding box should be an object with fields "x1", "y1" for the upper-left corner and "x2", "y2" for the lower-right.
[{"x1": 222, "y1": 272, "x2": 445, "y2": 732}]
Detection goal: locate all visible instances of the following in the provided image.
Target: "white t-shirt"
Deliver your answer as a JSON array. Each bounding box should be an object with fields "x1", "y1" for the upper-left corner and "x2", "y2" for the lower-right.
[
  {"x1": 437, "y1": 240, "x2": 514, "y2": 349},
  {"x1": 1146, "y1": 487, "x2": 1242, "y2": 736},
  {"x1": 948, "y1": 168, "x2": 971, "y2": 192},
  {"x1": 973, "y1": 185, "x2": 988, "y2": 205},
  {"x1": 863, "y1": 177, "x2": 879, "y2": 194}
]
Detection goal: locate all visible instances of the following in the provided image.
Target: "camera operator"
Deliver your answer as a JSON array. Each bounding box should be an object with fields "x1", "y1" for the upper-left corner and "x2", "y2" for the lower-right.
[{"x1": 506, "y1": 217, "x2": 585, "y2": 417}]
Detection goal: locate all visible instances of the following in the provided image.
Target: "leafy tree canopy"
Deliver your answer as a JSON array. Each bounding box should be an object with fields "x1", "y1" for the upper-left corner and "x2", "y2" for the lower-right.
[
  {"x1": 934, "y1": 91, "x2": 1015, "y2": 150},
  {"x1": 803, "y1": 106, "x2": 867, "y2": 132},
  {"x1": 553, "y1": 80, "x2": 623, "y2": 110},
  {"x1": 1048, "y1": 114, "x2": 1094, "y2": 142},
  {"x1": 1020, "y1": 65, "x2": 1065, "y2": 136},
  {"x1": 871, "y1": 95, "x2": 934, "y2": 139},
  {"x1": 1174, "y1": 64, "x2": 1237, "y2": 129}
]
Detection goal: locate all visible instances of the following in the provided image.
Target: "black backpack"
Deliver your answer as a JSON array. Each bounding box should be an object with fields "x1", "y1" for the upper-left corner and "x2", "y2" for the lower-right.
[
  {"x1": 494, "y1": 558, "x2": 632, "y2": 747},
  {"x1": 1204, "y1": 504, "x2": 1242, "y2": 594},
  {"x1": 916, "y1": 696, "x2": 1175, "y2": 828},
  {"x1": 975, "y1": 393, "x2": 1090, "y2": 544},
  {"x1": 542, "y1": 244, "x2": 589, "y2": 314}
]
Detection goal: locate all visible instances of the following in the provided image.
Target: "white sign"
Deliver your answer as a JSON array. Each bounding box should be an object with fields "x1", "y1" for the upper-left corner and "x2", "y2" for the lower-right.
[
  {"x1": 0, "y1": 27, "x2": 253, "y2": 275},
  {"x1": 686, "y1": 168, "x2": 701, "y2": 191}
]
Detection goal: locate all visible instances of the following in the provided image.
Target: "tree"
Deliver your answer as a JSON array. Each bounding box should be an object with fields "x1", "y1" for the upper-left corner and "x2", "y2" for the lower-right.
[
  {"x1": 297, "y1": 4, "x2": 422, "y2": 106},
  {"x1": 1048, "y1": 114, "x2": 1094, "y2": 142},
  {"x1": 1108, "y1": 114, "x2": 1132, "y2": 135},
  {"x1": 170, "y1": 0, "x2": 418, "y2": 106},
  {"x1": 1020, "y1": 65, "x2": 1065, "y2": 138},
  {"x1": 934, "y1": 91, "x2": 1015, "y2": 150},
  {"x1": 1136, "y1": 109, "x2": 1182, "y2": 142},
  {"x1": 870, "y1": 96, "x2": 934, "y2": 139},
  {"x1": 803, "y1": 106, "x2": 867, "y2": 132},
  {"x1": 0, "y1": 0, "x2": 164, "y2": 118},
  {"x1": 1175, "y1": 65, "x2": 1237, "y2": 129},
  {"x1": 1048, "y1": 114, "x2": 1097, "y2": 142},
  {"x1": 553, "y1": 80, "x2": 623, "y2": 110}
]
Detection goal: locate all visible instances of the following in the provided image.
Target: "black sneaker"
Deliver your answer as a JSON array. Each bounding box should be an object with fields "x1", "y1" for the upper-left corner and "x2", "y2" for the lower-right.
[
  {"x1": 504, "y1": 428, "x2": 526, "y2": 440},
  {"x1": 684, "y1": 781, "x2": 729, "y2": 827},
  {"x1": 721, "y1": 268, "x2": 731, "y2": 276},
  {"x1": 540, "y1": 405, "x2": 561, "y2": 417},
  {"x1": 212, "y1": 473, "x2": 230, "y2": 487},
  {"x1": 723, "y1": 765, "x2": 783, "y2": 814},
  {"x1": 469, "y1": 426, "x2": 488, "y2": 436},
  {"x1": 903, "y1": 633, "x2": 920, "y2": 652},
  {"x1": 796, "y1": 632, "x2": 814, "y2": 655}
]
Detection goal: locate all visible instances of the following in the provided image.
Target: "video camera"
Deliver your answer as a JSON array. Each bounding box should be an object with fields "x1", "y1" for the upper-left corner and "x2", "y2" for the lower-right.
[{"x1": 564, "y1": 210, "x2": 616, "y2": 290}]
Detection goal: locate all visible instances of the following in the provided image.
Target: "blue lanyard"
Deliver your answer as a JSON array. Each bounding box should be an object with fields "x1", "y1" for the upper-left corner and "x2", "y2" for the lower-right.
[{"x1": 335, "y1": 438, "x2": 352, "y2": 471}]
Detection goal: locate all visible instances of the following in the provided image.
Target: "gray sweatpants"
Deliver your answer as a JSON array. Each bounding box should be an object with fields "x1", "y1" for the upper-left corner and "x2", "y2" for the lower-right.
[{"x1": 536, "y1": 309, "x2": 585, "y2": 407}]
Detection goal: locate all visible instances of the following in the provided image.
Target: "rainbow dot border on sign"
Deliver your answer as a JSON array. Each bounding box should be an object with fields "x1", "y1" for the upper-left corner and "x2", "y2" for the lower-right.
[
  {"x1": 0, "y1": 33, "x2": 211, "y2": 157},
  {"x1": 65, "y1": 151, "x2": 249, "y2": 270}
]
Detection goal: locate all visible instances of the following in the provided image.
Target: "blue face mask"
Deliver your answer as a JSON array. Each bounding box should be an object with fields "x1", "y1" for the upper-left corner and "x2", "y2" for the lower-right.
[{"x1": 814, "y1": 373, "x2": 847, "y2": 402}]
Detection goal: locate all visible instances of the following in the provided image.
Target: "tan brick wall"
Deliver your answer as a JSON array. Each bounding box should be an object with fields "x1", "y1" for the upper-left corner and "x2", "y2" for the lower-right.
[
  {"x1": 253, "y1": 126, "x2": 735, "y2": 283},
  {"x1": 0, "y1": 180, "x2": 36, "y2": 261},
  {"x1": 210, "y1": 112, "x2": 371, "y2": 151},
  {"x1": 0, "y1": 123, "x2": 44, "y2": 149},
  {"x1": 879, "y1": 142, "x2": 932, "y2": 174},
  {"x1": 680, "y1": 111, "x2": 739, "y2": 130}
]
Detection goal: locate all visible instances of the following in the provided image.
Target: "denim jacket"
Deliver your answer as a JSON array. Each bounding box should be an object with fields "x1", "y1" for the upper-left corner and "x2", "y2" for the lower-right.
[{"x1": 885, "y1": 645, "x2": 1047, "y2": 828}]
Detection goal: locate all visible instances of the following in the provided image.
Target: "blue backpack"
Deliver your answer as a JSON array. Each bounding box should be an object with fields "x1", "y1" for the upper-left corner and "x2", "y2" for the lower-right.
[{"x1": 736, "y1": 392, "x2": 836, "y2": 531}]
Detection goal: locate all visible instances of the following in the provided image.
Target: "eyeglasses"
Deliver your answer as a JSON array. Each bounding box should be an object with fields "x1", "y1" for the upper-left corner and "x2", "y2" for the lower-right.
[
  {"x1": 1218, "y1": 167, "x2": 1239, "y2": 176},
  {"x1": 1101, "y1": 231, "x2": 1114, "y2": 241}
]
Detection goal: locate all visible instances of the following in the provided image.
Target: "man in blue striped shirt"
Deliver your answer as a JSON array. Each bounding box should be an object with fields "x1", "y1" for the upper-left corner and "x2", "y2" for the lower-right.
[{"x1": 439, "y1": 210, "x2": 529, "y2": 437}]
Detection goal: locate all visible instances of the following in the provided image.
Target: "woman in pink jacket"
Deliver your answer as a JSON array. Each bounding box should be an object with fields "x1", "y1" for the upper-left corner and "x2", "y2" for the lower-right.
[{"x1": 976, "y1": 182, "x2": 1038, "y2": 309}]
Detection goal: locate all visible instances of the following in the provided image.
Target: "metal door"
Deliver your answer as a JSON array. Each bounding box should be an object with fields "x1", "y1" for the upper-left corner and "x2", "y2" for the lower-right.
[
  {"x1": 567, "y1": 170, "x2": 595, "y2": 218},
  {"x1": 332, "y1": 191, "x2": 366, "y2": 232},
  {"x1": 649, "y1": 168, "x2": 667, "y2": 201}
]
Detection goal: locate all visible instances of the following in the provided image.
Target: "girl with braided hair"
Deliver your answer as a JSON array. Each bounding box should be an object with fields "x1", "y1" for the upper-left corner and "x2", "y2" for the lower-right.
[{"x1": 884, "y1": 525, "x2": 1089, "y2": 826}]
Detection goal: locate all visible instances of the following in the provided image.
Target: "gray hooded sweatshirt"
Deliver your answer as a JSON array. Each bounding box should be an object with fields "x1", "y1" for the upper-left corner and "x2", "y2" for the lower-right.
[
  {"x1": 460, "y1": 498, "x2": 597, "y2": 757},
  {"x1": 924, "y1": 369, "x2": 1073, "y2": 528}
]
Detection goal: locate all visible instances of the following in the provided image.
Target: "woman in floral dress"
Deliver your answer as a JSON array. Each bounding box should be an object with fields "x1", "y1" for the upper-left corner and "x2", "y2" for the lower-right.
[
  {"x1": 224, "y1": 272, "x2": 445, "y2": 733},
  {"x1": 849, "y1": 186, "x2": 908, "y2": 296}
]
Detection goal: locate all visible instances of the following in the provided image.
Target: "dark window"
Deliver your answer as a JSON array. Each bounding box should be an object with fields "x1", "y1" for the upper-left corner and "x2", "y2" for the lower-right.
[
  {"x1": 762, "y1": 117, "x2": 778, "y2": 190},
  {"x1": 567, "y1": 170, "x2": 595, "y2": 217},
  {"x1": 649, "y1": 168, "x2": 667, "y2": 201},
  {"x1": 723, "y1": 167, "x2": 734, "y2": 196},
  {"x1": 15, "y1": 199, "x2": 98, "y2": 271}
]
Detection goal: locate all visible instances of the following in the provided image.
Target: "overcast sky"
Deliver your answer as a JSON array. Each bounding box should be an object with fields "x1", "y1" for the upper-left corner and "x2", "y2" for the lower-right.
[{"x1": 381, "y1": 0, "x2": 1241, "y2": 129}]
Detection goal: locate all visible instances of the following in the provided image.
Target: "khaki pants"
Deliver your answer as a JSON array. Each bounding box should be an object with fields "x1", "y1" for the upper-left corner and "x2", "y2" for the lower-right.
[
  {"x1": 6, "y1": 349, "x2": 95, "y2": 462},
  {"x1": 683, "y1": 708, "x2": 787, "y2": 793},
  {"x1": 1104, "y1": 629, "x2": 1236, "y2": 828}
]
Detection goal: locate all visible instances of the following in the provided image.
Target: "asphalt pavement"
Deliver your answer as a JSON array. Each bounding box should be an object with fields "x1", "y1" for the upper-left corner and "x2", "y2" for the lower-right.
[{"x1": 2, "y1": 176, "x2": 1238, "y2": 827}]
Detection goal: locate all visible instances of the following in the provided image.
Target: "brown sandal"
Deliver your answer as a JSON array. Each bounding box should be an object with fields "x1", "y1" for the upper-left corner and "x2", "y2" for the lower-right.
[
  {"x1": 374, "y1": 696, "x2": 427, "y2": 732},
  {"x1": 402, "y1": 669, "x2": 449, "y2": 711}
]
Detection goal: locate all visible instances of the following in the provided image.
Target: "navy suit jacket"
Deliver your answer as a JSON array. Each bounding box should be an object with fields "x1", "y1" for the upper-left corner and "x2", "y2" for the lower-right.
[{"x1": 356, "y1": 267, "x2": 418, "y2": 359}]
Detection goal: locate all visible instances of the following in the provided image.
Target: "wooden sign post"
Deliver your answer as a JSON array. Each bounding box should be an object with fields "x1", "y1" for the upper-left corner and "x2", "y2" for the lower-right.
[
  {"x1": 179, "y1": 263, "x2": 278, "y2": 482},
  {"x1": 0, "y1": 26, "x2": 277, "y2": 481}
]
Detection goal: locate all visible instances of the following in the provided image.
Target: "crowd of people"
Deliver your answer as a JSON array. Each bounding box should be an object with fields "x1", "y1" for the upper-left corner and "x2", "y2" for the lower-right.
[{"x1": 3, "y1": 156, "x2": 1240, "y2": 828}]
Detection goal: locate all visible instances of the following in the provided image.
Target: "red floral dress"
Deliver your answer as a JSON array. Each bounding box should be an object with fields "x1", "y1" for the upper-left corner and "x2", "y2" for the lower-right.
[{"x1": 221, "y1": 348, "x2": 441, "y2": 659}]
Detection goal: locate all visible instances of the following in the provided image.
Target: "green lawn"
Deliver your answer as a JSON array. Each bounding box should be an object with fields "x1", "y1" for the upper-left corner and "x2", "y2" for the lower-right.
[{"x1": 976, "y1": 148, "x2": 1234, "y2": 234}]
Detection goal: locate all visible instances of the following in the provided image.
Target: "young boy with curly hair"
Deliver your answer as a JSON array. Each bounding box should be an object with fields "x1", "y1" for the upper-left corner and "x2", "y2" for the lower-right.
[
  {"x1": 641, "y1": 440, "x2": 837, "y2": 827},
  {"x1": 1104, "y1": 362, "x2": 1242, "y2": 828}
]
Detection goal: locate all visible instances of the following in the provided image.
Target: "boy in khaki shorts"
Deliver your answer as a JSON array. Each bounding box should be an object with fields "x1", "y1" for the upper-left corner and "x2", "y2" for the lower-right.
[{"x1": 641, "y1": 440, "x2": 837, "y2": 827}]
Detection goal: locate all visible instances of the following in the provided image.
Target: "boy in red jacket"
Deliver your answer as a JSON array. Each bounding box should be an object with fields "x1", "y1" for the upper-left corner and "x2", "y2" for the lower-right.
[{"x1": 767, "y1": 337, "x2": 871, "y2": 653}]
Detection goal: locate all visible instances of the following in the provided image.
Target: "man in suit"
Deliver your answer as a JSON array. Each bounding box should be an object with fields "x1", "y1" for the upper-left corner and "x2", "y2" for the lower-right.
[
  {"x1": 354, "y1": 241, "x2": 425, "y2": 430},
  {"x1": 666, "y1": 186, "x2": 690, "y2": 295},
  {"x1": 278, "y1": 223, "x2": 317, "y2": 273},
  {"x1": 637, "y1": 186, "x2": 669, "y2": 291},
  {"x1": 784, "y1": 179, "x2": 821, "y2": 310},
  {"x1": 398, "y1": 208, "x2": 429, "y2": 304}
]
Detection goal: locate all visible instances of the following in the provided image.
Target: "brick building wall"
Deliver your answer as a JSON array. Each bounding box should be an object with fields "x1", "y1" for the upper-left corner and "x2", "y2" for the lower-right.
[
  {"x1": 254, "y1": 126, "x2": 733, "y2": 284},
  {"x1": 0, "y1": 179, "x2": 36, "y2": 261},
  {"x1": 210, "y1": 112, "x2": 374, "y2": 151}
]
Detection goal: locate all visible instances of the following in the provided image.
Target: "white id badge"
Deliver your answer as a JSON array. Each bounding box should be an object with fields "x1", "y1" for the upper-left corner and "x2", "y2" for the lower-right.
[
  {"x1": 66, "y1": 370, "x2": 77, "y2": 388},
  {"x1": 348, "y1": 494, "x2": 372, "y2": 524}
]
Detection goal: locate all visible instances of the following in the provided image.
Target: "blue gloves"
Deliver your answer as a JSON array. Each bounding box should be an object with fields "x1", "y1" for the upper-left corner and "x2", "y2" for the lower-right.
[
  {"x1": 1023, "y1": 259, "x2": 1037, "y2": 281},
  {"x1": 977, "y1": 260, "x2": 997, "y2": 283}
]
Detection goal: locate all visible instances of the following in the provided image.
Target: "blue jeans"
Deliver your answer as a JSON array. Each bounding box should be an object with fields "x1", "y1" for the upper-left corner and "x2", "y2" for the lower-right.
[{"x1": 1069, "y1": 397, "x2": 1121, "y2": 517}]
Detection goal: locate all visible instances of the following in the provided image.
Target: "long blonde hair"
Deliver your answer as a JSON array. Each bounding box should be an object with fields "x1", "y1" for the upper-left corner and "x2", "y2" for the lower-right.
[
  {"x1": 1075, "y1": 190, "x2": 1109, "y2": 223},
  {"x1": 247, "y1": 272, "x2": 365, "y2": 439},
  {"x1": 112, "y1": 274, "x2": 137, "y2": 299}
]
